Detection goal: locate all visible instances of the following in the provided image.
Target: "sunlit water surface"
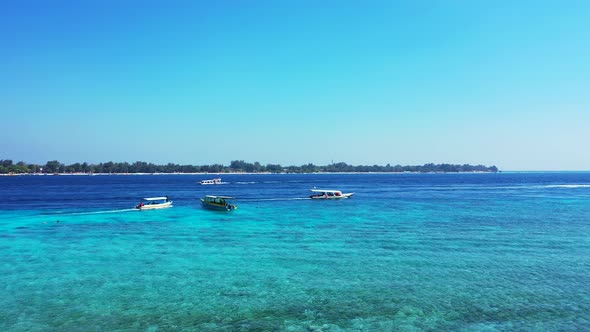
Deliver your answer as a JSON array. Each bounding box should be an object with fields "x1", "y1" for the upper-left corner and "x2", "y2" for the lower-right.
[{"x1": 1, "y1": 173, "x2": 589, "y2": 331}]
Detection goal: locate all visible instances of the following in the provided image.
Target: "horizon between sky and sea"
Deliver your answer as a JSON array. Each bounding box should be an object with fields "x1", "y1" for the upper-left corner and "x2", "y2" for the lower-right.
[{"x1": 1, "y1": 173, "x2": 590, "y2": 331}]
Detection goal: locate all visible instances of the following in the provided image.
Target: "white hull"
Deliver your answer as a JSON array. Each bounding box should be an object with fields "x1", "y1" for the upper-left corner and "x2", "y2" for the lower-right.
[
  {"x1": 137, "y1": 202, "x2": 173, "y2": 210},
  {"x1": 200, "y1": 178, "x2": 222, "y2": 185},
  {"x1": 310, "y1": 193, "x2": 354, "y2": 199}
]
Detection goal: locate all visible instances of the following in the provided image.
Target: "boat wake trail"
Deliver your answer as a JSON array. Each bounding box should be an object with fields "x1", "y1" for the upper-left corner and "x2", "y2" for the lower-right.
[
  {"x1": 543, "y1": 184, "x2": 590, "y2": 189},
  {"x1": 45, "y1": 208, "x2": 138, "y2": 216}
]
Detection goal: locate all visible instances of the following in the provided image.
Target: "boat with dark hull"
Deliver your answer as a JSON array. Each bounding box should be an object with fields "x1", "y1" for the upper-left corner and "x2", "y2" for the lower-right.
[{"x1": 200, "y1": 195, "x2": 237, "y2": 211}]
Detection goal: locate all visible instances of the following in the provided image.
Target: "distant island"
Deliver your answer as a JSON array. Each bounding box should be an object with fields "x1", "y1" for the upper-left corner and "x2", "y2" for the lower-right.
[{"x1": 0, "y1": 159, "x2": 498, "y2": 174}]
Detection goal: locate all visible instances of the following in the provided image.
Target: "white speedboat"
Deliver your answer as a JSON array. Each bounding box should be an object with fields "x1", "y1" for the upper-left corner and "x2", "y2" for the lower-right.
[
  {"x1": 136, "y1": 196, "x2": 173, "y2": 210},
  {"x1": 200, "y1": 178, "x2": 222, "y2": 185},
  {"x1": 309, "y1": 189, "x2": 354, "y2": 199}
]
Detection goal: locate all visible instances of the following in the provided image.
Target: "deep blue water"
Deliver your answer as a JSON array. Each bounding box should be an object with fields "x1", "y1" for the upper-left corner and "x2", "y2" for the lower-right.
[{"x1": 1, "y1": 173, "x2": 589, "y2": 331}]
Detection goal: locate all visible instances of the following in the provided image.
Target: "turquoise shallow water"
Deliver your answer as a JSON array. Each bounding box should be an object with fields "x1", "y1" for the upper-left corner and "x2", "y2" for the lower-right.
[{"x1": 1, "y1": 174, "x2": 590, "y2": 331}]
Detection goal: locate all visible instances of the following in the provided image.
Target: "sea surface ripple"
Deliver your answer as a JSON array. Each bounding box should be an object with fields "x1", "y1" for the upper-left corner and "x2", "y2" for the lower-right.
[{"x1": 1, "y1": 173, "x2": 589, "y2": 331}]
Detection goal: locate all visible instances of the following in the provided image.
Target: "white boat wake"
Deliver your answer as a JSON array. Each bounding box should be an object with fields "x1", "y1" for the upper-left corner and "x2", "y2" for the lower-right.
[
  {"x1": 50, "y1": 208, "x2": 138, "y2": 216},
  {"x1": 543, "y1": 184, "x2": 590, "y2": 189}
]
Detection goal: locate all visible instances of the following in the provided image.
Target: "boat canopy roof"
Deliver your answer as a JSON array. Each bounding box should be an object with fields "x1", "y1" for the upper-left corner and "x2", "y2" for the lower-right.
[
  {"x1": 143, "y1": 197, "x2": 168, "y2": 201},
  {"x1": 205, "y1": 195, "x2": 234, "y2": 199},
  {"x1": 311, "y1": 189, "x2": 342, "y2": 193}
]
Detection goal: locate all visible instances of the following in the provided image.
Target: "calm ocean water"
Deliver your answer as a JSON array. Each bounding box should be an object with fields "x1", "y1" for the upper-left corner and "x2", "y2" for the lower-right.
[{"x1": 1, "y1": 173, "x2": 589, "y2": 331}]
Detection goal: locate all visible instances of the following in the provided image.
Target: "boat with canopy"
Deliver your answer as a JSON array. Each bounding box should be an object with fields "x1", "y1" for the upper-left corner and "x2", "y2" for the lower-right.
[
  {"x1": 200, "y1": 178, "x2": 222, "y2": 185},
  {"x1": 309, "y1": 189, "x2": 354, "y2": 199},
  {"x1": 200, "y1": 195, "x2": 238, "y2": 211},
  {"x1": 136, "y1": 196, "x2": 173, "y2": 210}
]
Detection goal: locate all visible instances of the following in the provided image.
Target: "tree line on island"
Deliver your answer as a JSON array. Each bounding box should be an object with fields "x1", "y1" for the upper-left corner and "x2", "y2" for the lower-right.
[{"x1": 0, "y1": 159, "x2": 498, "y2": 174}]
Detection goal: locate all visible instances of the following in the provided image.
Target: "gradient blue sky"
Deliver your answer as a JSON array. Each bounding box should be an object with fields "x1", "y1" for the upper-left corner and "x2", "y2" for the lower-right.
[{"x1": 1, "y1": 1, "x2": 589, "y2": 170}]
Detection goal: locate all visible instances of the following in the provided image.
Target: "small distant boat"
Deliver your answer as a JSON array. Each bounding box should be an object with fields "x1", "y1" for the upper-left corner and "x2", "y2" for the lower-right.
[
  {"x1": 136, "y1": 196, "x2": 173, "y2": 210},
  {"x1": 200, "y1": 178, "x2": 222, "y2": 185},
  {"x1": 309, "y1": 189, "x2": 354, "y2": 199},
  {"x1": 200, "y1": 195, "x2": 237, "y2": 211}
]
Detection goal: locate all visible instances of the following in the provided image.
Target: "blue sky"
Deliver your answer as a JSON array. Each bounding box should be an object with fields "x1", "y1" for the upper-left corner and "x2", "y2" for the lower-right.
[{"x1": 1, "y1": 1, "x2": 589, "y2": 170}]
